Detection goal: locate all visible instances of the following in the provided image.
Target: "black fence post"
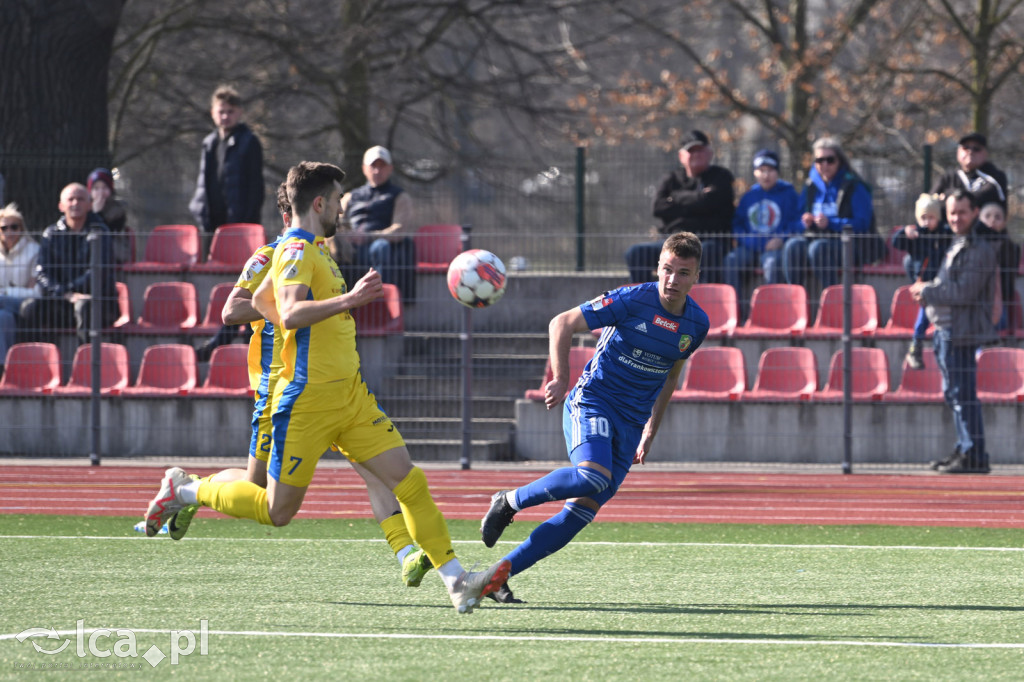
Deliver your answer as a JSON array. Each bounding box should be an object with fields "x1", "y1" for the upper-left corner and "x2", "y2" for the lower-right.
[{"x1": 459, "y1": 224, "x2": 473, "y2": 470}]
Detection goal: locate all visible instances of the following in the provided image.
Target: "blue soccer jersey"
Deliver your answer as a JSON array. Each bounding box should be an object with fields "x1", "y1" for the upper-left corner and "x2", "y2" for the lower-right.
[{"x1": 577, "y1": 282, "x2": 709, "y2": 425}]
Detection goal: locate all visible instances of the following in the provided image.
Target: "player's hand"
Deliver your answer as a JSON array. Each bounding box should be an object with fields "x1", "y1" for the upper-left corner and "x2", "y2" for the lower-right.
[
  {"x1": 633, "y1": 425, "x2": 655, "y2": 464},
  {"x1": 349, "y1": 268, "x2": 384, "y2": 307},
  {"x1": 543, "y1": 378, "x2": 569, "y2": 410}
]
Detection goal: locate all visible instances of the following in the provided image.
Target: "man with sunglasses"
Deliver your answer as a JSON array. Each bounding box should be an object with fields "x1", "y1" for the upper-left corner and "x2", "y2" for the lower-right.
[
  {"x1": 931, "y1": 132, "x2": 1007, "y2": 210},
  {"x1": 0, "y1": 203, "x2": 40, "y2": 375}
]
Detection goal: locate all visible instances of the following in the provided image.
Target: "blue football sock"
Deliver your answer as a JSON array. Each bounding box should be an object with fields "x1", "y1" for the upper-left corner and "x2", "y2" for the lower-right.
[
  {"x1": 513, "y1": 465, "x2": 610, "y2": 509},
  {"x1": 506, "y1": 502, "x2": 595, "y2": 576}
]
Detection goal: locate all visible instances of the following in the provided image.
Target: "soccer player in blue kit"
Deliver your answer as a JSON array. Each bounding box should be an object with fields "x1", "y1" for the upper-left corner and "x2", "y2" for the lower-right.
[{"x1": 481, "y1": 231, "x2": 709, "y2": 588}]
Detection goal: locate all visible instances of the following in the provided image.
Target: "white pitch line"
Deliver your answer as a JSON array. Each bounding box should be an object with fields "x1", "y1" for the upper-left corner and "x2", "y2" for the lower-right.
[
  {"x1": 2, "y1": 628, "x2": 1022, "y2": 650},
  {"x1": 1, "y1": 534, "x2": 1024, "y2": 552}
]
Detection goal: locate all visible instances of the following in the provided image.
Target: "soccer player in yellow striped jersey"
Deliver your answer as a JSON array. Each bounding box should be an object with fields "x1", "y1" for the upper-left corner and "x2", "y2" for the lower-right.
[{"x1": 149, "y1": 162, "x2": 508, "y2": 613}]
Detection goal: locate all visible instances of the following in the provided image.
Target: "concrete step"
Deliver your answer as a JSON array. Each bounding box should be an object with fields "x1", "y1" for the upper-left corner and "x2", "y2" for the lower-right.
[
  {"x1": 379, "y1": 395, "x2": 516, "y2": 419},
  {"x1": 405, "y1": 438, "x2": 514, "y2": 462},
  {"x1": 380, "y1": 373, "x2": 542, "y2": 400},
  {"x1": 392, "y1": 416, "x2": 514, "y2": 440},
  {"x1": 403, "y1": 332, "x2": 550, "y2": 357}
]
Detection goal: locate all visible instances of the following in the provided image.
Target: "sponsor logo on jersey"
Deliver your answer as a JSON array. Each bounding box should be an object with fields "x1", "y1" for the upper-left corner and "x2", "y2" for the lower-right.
[
  {"x1": 282, "y1": 240, "x2": 305, "y2": 260},
  {"x1": 653, "y1": 315, "x2": 679, "y2": 333},
  {"x1": 242, "y1": 252, "x2": 271, "y2": 281},
  {"x1": 589, "y1": 295, "x2": 612, "y2": 310},
  {"x1": 679, "y1": 335, "x2": 693, "y2": 353},
  {"x1": 634, "y1": 322, "x2": 648, "y2": 333}
]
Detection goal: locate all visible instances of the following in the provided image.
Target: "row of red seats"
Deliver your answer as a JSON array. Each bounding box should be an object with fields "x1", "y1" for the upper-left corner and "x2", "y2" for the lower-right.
[
  {"x1": 106, "y1": 281, "x2": 403, "y2": 336},
  {"x1": 693, "y1": 283, "x2": 1023, "y2": 340},
  {"x1": 123, "y1": 223, "x2": 464, "y2": 275},
  {"x1": 525, "y1": 345, "x2": 1024, "y2": 403},
  {"x1": 864, "y1": 225, "x2": 1024, "y2": 277},
  {"x1": 0, "y1": 343, "x2": 250, "y2": 397}
]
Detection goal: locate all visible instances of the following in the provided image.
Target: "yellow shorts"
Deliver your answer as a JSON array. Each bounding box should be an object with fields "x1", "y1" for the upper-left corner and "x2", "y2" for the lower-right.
[
  {"x1": 269, "y1": 372, "x2": 405, "y2": 487},
  {"x1": 249, "y1": 389, "x2": 274, "y2": 463}
]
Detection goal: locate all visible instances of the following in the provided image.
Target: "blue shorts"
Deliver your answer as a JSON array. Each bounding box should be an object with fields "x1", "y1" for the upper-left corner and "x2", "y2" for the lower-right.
[{"x1": 562, "y1": 392, "x2": 640, "y2": 507}]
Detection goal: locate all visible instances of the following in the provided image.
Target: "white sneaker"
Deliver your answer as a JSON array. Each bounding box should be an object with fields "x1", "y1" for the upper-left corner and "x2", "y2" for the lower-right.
[
  {"x1": 144, "y1": 467, "x2": 191, "y2": 537},
  {"x1": 449, "y1": 559, "x2": 512, "y2": 614}
]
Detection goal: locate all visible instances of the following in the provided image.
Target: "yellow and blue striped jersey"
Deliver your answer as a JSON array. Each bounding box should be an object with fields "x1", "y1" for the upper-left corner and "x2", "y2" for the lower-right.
[
  {"x1": 270, "y1": 228, "x2": 359, "y2": 384},
  {"x1": 235, "y1": 238, "x2": 283, "y2": 393}
]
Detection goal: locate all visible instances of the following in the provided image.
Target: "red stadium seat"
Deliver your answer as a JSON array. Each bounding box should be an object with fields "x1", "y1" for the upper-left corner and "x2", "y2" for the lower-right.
[
  {"x1": 121, "y1": 224, "x2": 201, "y2": 273},
  {"x1": 875, "y1": 285, "x2": 930, "y2": 339},
  {"x1": 731, "y1": 284, "x2": 808, "y2": 338},
  {"x1": 815, "y1": 347, "x2": 890, "y2": 401},
  {"x1": 671, "y1": 346, "x2": 745, "y2": 401},
  {"x1": 415, "y1": 224, "x2": 463, "y2": 273},
  {"x1": 352, "y1": 283, "x2": 404, "y2": 337},
  {"x1": 805, "y1": 284, "x2": 879, "y2": 339},
  {"x1": 740, "y1": 346, "x2": 818, "y2": 401},
  {"x1": 976, "y1": 347, "x2": 1024, "y2": 402},
  {"x1": 861, "y1": 226, "x2": 906, "y2": 275},
  {"x1": 688, "y1": 283, "x2": 738, "y2": 338},
  {"x1": 122, "y1": 344, "x2": 198, "y2": 395},
  {"x1": 191, "y1": 282, "x2": 238, "y2": 336},
  {"x1": 191, "y1": 344, "x2": 252, "y2": 397},
  {"x1": 125, "y1": 281, "x2": 199, "y2": 334},
  {"x1": 524, "y1": 346, "x2": 595, "y2": 401},
  {"x1": 0, "y1": 343, "x2": 61, "y2": 395},
  {"x1": 190, "y1": 223, "x2": 266, "y2": 273},
  {"x1": 56, "y1": 343, "x2": 130, "y2": 395},
  {"x1": 882, "y1": 349, "x2": 943, "y2": 403}
]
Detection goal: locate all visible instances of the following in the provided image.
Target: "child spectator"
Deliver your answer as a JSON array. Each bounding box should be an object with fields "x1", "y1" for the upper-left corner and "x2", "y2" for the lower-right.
[
  {"x1": 892, "y1": 193, "x2": 952, "y2": 369},
  {"x1": 87, "y1": 168, "x2": 132, "y2": 265},
  {"x1": 723, "y1": 149, "x2": 800, "y2": 300},
  {"x1": 976, "y1": 201, "x2": 1021, "y2": 332}
]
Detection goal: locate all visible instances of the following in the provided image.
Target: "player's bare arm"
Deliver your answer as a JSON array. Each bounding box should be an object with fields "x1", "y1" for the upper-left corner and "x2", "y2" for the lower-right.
[
  {"x1": 252, "y1": 275, "x2": 280, "y2": 326},
  {"x1": 276, "y1": 268, "x2": 384, "y2": 330},
  {"x1": 544, "y1": 307, "x2": 590, "y2": 410},
  {"x1": 221, "y1": 287, "x2": 261, "y2": 325},
  {"x1": 634, "y1": 358, "x2": 686, "y2": 465}
]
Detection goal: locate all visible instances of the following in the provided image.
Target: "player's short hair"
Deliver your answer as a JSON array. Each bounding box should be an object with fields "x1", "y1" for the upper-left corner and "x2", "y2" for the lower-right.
[
  {"x1": 286, "y1": 161, "x2": 346, "y2": 216},
  {"x1": 0, "y1": 202, "x2": 25, "y2": 227},
  {"x1": 275, "y1": 181, "x2": 290, "y2": 216},
  {"x1": 946, "y1": 188, "x2": 978, "y2": 209},
  {"x1": 662, "y1": 231, "x2": 702, "y2": 265},
  {"x1": 914, "y1": 193, "x2": 944, "y2": 222},
  {"x1": 211, "y1": 85, "x2": 242, "y2": 108}
]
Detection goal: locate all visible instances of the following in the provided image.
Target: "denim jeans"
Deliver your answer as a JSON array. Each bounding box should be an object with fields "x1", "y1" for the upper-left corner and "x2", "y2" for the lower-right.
[
  {"x1": 932, "y1": 328, "x2": 984, "y2": 457},
  {"x1": 783, "y1": 236, "x2": 845, "y2": 288},
  {"x1": 0, "y1": 295, "x2": 23, "y2": 364},
  {"x1": 355, "y1": 236, "x2": 416, "y2": 302}
]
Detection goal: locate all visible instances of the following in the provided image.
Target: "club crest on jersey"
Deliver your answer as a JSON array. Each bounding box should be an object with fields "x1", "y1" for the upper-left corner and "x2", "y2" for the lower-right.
[
  {"x1": 589, "y1": 294, "x2": 612, "y2": 310},
  {"x1": 653, "y1": 315, "x2": 679, "y2": 333},
  {"x1": 242, "y1": 252, "x2": 270, "y2": 281},
  {"x1": 679, "y1": 335, "x2": 693, "y2": 353}
]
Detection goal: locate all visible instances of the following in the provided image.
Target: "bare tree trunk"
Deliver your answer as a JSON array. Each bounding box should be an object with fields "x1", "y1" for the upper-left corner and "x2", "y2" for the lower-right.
[{"x1": 0, "y1": 0, "x2": 124, "y2": 229}]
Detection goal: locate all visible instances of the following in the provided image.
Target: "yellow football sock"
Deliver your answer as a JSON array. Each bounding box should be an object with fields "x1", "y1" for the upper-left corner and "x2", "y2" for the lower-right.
[
  {"x1": 380, "y1": 513, "x2": 414, "y2": 555},
  {"x1": 392, "y1": 467, "x2": 456, "y2": 569},
  {"x1": 197, "y1": 479, "x2": 273, "y2": 526}
]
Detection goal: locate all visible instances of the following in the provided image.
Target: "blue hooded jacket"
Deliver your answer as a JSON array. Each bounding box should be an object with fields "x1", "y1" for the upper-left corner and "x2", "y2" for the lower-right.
[
  {"x1": 799, "y1": 165, "x2": 873, "y2": 235},
  {"x1": 731, "y1": 180, "x2": 801, "y2": 252}
]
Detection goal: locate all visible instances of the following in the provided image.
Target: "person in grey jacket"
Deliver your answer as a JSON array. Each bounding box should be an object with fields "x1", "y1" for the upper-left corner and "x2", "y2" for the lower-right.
[{"x1": 910, "y1": 189, "x2": 997, "y2": 474}]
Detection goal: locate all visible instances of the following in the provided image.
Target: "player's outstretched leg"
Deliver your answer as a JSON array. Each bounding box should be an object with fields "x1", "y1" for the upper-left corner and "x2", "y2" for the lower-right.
[
  {"x1": 449, "y1": 559, "x2": 512, "y2": 614},
  {"x1": 144, "y1": 468, "x2": 192, "y2": 537},
  {"x1": 486, "y1": 581, "x2": 525, "y2": 604},
  {"x1": 167, "y1": 474, "x2": 202, "y2": 541},
  {"x1": 481, "y1": 490, "x2": 517, "y2": 547}
]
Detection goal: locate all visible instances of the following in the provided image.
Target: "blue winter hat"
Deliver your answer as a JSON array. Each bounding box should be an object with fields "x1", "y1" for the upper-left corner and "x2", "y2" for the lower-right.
[{"x1": 752, "y1": 149, "x2": 779, "y2": 170}]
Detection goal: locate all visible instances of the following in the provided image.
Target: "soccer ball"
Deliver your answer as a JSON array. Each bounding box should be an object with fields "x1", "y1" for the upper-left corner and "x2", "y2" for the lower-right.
[{"x1": 447, "y1": 249, "x2": 507, "y2": 308}]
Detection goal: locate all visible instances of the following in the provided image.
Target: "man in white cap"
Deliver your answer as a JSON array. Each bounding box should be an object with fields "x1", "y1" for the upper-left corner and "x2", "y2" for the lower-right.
[{"x1": 331, "y1": 145, "x2": 416, "y2": 303}]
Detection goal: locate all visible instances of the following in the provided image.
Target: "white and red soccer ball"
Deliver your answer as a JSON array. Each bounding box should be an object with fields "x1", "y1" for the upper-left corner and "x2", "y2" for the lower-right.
[{"x1": 447, "y1": 249, "x2": 507, "y2": 308}]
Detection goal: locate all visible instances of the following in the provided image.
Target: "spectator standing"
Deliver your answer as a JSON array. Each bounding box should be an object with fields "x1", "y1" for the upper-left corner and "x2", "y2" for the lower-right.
[
  {"x1": 723, "y1": 149, "x2": 800, "y2": 299},
  {"x1": 891, "y1": 193, "x2": 953, "y2": 369},
  {"x1": 20, "y1": 184, "x2": 116, "y2": 345},
  {"x1": 625, "y1": 130, "x2": 734, "y2": 284},
  {"x1": 331, "y1": 145, "x2": 416, "y2": 303},
  {"x1": 0, "y1": 203, "x2": 40, "y2": 373},
  {"x1": 783, "y1": 137, "x2": 879, "y2": 289},
  {"x1": 188, "y1": 85, "x2": 265, "y2": 249},
  {"x1": 931, "y1": 132, "x2": 1008, "y2": 210},
  {"x1": 975, "y1": 202, "x2": 1020, "y2": 333},
  {"x1": 910, "y1": 190, "x2": 997, "y2": 474},
  {"x1": 87, "y1": 168, "x2": 132, "y2": 265}
]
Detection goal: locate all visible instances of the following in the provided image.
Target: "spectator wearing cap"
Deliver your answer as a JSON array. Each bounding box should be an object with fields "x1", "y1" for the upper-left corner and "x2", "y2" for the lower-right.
[
  {"x1": 931, "y1": 132, "x2": 1008, "y2": 210},
  {"x1": 783, "y1": 136, "x2": 880, "y2": 290},
  {"x1": 87, "y1": 168, "x2": 132, "y2": 265},
  {"x1": 331, "y1": 145, "x2": 416, "y2": 302},
  {"x1": 188, "y1": 85, "x2": 265, "y2": 251},
  {"x1": 625, "y1": 129, "x2": 735, "y2": 283},
  {"x1": 723, "y1": 149, "x2": 801, "y2": 301}
]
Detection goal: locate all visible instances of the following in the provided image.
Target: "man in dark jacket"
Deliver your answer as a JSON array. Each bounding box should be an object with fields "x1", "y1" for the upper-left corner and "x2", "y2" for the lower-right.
[
  {"x1": 911, "y1": 190, "x2": 998, "y2": 474},
  {"x1": 20, "y1": 183, "x2": 116, "y2": 344},
  {"x1": 188, "y1": 85, "x2": 265, "y2": 241},
  {"x1": 931, "y1": 132, "x2": 1008, "y2": 210},
  {"x1": 625, "y1": 130, "x2": 734, "y2": 283}
]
